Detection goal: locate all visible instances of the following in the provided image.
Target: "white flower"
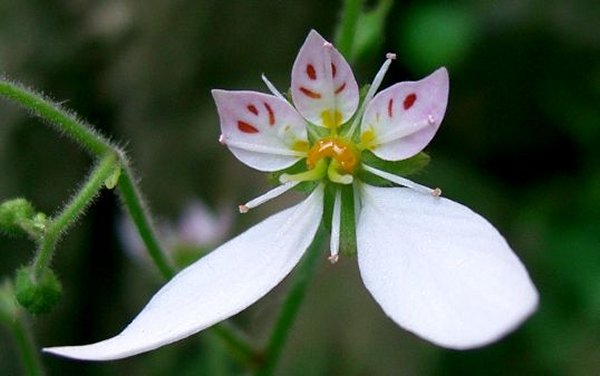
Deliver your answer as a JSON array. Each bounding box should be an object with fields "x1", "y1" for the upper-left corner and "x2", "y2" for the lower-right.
[{"x1": 45, "y1": 30, "x2": 538, "y2": 361}]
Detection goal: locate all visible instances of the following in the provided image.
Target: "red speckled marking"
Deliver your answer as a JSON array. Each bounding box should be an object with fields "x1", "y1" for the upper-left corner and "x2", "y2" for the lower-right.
[
  {"x1": 237, "y1": 121, "x2": 259, "y2": 134},
  {"x1": 299, "y1": 87, "x2": 322, "y2": 99},
  {"x1": 403, "y1": 93, "x2": 417, "y2": 110},
  {"x1": 247, "y1": 105, "x2": 258, "y2": 115},
  {"x1": 387, "y1": 98, "x2": 394, "y2": 118},
  {"x1": 264, "y1": 102, "x2": 275, "y2": 125},
  {"x1": 331, "y1": 63, "x2": 337, "y2": 78},
  {"x1": 306, "y1": 64, "x2": 317, "y2": 80},
  {"x1": 334, "y1": 82, "x2": 346, "y2": 94}
]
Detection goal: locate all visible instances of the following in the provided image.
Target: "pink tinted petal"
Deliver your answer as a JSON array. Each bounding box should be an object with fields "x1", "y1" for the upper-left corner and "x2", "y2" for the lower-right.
[
  {"x1": 361, "y1": 67, "x2": 449, "y2": 161},
  {"x1": 291, "y1": 30, "x2": 359, "y2": 128},
  {"x1": 213, "y1": 90, "x2": 308, "y2": 171}
]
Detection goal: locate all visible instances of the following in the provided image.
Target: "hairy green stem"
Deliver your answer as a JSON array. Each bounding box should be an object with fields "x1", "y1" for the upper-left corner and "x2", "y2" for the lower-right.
[
  {"x1": 11, "y1": 315, "x2": 45, "y2": 376},
  {"x1": 117, "y1": 162, "x2": 175, "y2": 279},
  {"x1": 0, "y1": 77, "x2": 254, "y2": 362},
  {"x1": 256, "y1": 225, "x2": 327, "y2": 376},
  {"x1": 0, "y1": 79, "x2": 110, "y2": 156},
  {"x1": 31, "y1": 153, "x2": 117, "y2": 279},
  {"x1": 335, "y1": 0, "x2": 363, "y2": 59}
]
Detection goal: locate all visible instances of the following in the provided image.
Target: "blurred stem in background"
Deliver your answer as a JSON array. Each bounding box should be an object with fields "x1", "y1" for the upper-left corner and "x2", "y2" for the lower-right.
[
  {"x1": 0, "y1": 282, "x2": 44, "y2": 376},
  {"x1": 257, "y1": 225, "x2": 327, "y2": 376}
]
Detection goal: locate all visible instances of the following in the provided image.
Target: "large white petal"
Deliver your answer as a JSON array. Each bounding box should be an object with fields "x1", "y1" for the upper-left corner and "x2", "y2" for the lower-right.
[
  {"x1": 45, "y1": 186, "x2": 324, "y2": 360},
  {"x1": 357, "y1": 186, "x2": 538, "y2": 349}
]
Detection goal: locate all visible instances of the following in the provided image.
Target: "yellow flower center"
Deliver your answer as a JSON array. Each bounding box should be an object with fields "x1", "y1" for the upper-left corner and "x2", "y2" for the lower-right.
[{"x1": 306, "y1": 137, "x2": 360, "y2": 174}]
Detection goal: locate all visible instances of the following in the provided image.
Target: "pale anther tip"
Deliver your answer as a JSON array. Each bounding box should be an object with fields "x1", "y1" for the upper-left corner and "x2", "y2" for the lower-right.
[
  {"x1": 328, "y1": 254, "x2": 339, "y2": 264},
  {"x1": 386, "y1": 52, "x2": 397, "y2": 60},
  {"x1": 218, "y1": 134, "x2": 226, "y2": 145},
  {"x1": 432, "y1": 188, "x2": 442, "y2": 197},
  {"x1": 238, "y1": 204, "x2": 249, "y2": 214}
]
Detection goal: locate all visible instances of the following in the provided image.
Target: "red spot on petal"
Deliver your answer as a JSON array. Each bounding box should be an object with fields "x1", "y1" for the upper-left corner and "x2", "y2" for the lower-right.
[
  {"x1": 334, "y1": 82, "x2": 346, "y2": 94},
  {"x1": 237, "y1": 121, "x2": 259, "y2": 134},
  {"x1": 247, "y1": 105, "x2": 258, "y2": 115},
  {"x1": 403, "y1": 93, "x2": 417, "y2": 110},
  {"x1": 331, "y1": 63, "x2": 337, "y2": 78},
  {"x1": 264, "y1": 102, "x2": 275, "y2": 126},
  {"x1": 306, "y1": 64, "x2": 317, "y2": 80},
  {"x1": 387, "y1": 98, "x2": 394, "y2": 118},
  {"x1": 299, "y1": 87, "x2": 322, "y2": 99}
]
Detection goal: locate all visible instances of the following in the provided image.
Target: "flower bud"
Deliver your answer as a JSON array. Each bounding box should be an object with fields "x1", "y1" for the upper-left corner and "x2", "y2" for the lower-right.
[
  {"x1": 0, "y1": 198, "x2": 35, "y2": 236},
  {"x1": 14, "y1": 266, "x2": 62, "y2": 315}
]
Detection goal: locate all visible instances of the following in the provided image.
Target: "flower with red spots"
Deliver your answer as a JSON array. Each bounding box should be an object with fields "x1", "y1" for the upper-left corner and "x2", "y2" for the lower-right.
[{"x1": 45, "y1": 30, "x2": 538, "y2": 361}]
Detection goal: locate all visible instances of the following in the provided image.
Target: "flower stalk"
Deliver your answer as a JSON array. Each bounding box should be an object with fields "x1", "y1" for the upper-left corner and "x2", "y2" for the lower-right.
[
  {"x1": 256, "y1": 224, "x2": 327, "y2": 376},
  {"x1": 31, "y1": 153, "x2": 117, "y2": 279}
]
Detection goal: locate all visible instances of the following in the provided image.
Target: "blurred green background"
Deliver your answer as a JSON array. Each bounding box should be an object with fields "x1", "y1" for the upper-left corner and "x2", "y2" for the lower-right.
[{"x1": 1, "y1": 0, "x2": 599, "y2": 374}]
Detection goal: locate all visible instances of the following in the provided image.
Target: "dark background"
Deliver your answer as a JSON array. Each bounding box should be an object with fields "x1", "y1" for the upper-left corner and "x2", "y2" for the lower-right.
[{"x1": 1, "y1": 0, "x2": 599, "y2": 374}]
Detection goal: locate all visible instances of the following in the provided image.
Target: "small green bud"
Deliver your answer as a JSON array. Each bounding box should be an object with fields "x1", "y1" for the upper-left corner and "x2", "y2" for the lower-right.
[
  {"x1": 14, "y1": 266, "x2": 62, "y2": 315},
  {"x1": 104, "y1": 165, "x2": 121, "y2": 189},
  {"x1": 0, "y1": 198, "x2": 35, "y2": 236}
]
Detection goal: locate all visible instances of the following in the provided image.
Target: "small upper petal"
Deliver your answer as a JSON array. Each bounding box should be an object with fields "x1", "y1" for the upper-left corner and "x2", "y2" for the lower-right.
[
  {"x1": 361, "y1": 68, "x2": 449, "y2": 161},
  {"x1": 213, "y1": 89, "x2": 309, "y2": 172},
  {"x1": 291, "y1": 30, "x2": 359, "y2": 129},
  {"x1": 357, "y1": 186, "x2": 538, "y2": 349},
  {"x1": 44, "y1": 186, "x2": 325, "y2": 361}
]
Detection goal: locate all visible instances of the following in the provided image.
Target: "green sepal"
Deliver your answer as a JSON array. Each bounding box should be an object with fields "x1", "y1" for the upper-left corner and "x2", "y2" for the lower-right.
[
  {"x1": 14, "y1": 266, "x2": 62, "y2": 315},
  {"x1": 320, "y1": 184, "x2": 357, "y2": 257},
  {"x1": 358, "y1": 151, "x2": 431, "y2": 186},
  {"x1": 322, "y1": 184, "x2": 336, "y2": 233},
  {"x1": 339, "y1": 184, "x2": 357, "y2": 256},
  {"x1": 104, "y1": 165, "x2": 121, "y2": 189},
  {"x1": 306, "y1": 123, "x2": 329, "y2": 145},
  {"x1": 268, "y1": 159, "x2": 318, "y2": 194}
]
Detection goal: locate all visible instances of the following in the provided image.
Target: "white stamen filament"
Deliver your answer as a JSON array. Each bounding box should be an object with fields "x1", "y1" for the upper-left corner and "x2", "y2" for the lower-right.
[
  {"x1": 239, "y1": 181, "x2": 300, "y2": 213},
  {"x1": 345, "y1": 52, "x2": 396, "y2": 137},
  {"x1": 223, "y1": 138, "x2": 306, "y2": 157},
  {"x1": 329, "y1": 188, "x2": 342, "y2": 263},
  {"x1": 261, "y1": 74, "x2": 287, "y2": 101},
  {"x1": 362, "y1": 164, "x2": 442, "y2": 197}
]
